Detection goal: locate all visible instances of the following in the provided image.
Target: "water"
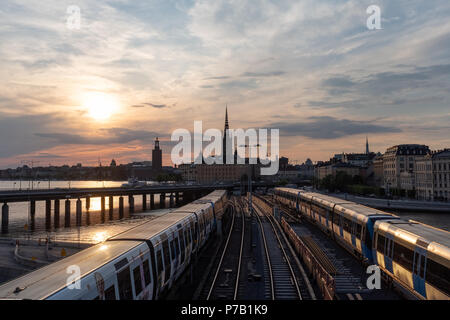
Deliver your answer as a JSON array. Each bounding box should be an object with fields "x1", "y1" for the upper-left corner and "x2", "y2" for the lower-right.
[
  {"x1": 0, "y1": 180, "x2": 172, "y2": 236},
  {"x1": 388, "y1": 210, "x2": 450, "y2": 232}
]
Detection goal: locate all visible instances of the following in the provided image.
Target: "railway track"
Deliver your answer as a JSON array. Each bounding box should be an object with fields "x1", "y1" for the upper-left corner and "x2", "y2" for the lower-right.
[
  {"x1": 251, "y1": 199, "x2": 315, "y2": 300},
  {"x1": 203, "y1": 199, "x2": 245, "y2": 300}
]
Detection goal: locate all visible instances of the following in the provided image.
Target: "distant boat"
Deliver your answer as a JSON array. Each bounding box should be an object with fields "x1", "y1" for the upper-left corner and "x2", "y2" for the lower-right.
[{"x1": 121, "y1": 178, "x2": 147, "y2": 188}]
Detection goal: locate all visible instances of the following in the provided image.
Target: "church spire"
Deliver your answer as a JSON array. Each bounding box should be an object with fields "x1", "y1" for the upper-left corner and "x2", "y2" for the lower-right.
[
  {"x1": 223, "y1": 105, "x2": 229, "y2": 162},
  {"x1": 224, "y1": 104, "x2": 229, "y2": 131},
  {"x1": 366, "y1": 136, "x2": 370, "y2": 154}
]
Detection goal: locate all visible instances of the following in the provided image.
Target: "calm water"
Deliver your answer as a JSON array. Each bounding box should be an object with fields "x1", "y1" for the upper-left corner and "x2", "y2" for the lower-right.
[
  {"x1": 0, "y1": 180, "x2": 173, "y2": 236},
  {"x1": 389, "y1": 211, "x2": 450, "y2": 232}
]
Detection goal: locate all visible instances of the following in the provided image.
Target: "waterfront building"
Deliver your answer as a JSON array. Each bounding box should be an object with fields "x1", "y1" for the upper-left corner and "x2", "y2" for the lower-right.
[
  {"x1": 383, "y1": 144, "x2": 430, "y2": 192},
  {"x1": 415, "y1": 149, "x2": 450, "y2": 201}
]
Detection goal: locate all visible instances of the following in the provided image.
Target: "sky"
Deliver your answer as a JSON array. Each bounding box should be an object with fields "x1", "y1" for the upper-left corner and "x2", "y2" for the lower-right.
[{"x1": 0, "y1": 0, "x2": 449, "y2": 169}]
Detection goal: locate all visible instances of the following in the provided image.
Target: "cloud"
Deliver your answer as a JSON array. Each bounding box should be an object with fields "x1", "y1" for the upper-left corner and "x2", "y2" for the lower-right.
[
  {"x1": 322, "y1": 76, "x2": 355, "y2": 88},
  {"x1": 35, "y1": 128, "x2": 161, "y2": 145},
  {"x1": 270, "y1": 116, "x2": 401, "y2": 139},
  {"x1": 241, "y1": 71, "x2": 286, "y2": 77},
  {"x1": 131, "y1": 103, "x2": 169, "y2": 108}
]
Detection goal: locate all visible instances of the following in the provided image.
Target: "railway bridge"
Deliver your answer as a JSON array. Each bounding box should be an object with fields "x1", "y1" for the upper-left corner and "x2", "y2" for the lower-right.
[{"x1": 0, "y1": 182, "x2": 276, "y2": 234}]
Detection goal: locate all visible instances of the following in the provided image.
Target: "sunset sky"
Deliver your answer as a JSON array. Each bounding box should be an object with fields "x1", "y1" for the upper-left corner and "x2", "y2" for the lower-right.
[{"x1": 1, "y1": 0, "x2": 449, "y2": 169}]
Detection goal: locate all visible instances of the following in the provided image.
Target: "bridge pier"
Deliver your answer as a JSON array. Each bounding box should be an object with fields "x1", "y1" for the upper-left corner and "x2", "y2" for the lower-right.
[
  {"x1": 86, "y1": 197, "x2": 90, "y2": 211},
  {"x1": 109, "y1": 196, "x2": 114, "y2": 220},
  {"x1": 150, "y1": 194, "x2": 155, "y2": 210},
  {"x1": 54, "y1": 199, "x2": 60, "y2": 228},
  {"x1": 169, "y1": 193, "x2": 174, "y2": 208},
  {"x1": 142, "y1": 194, "x2": 147, "y2": 211},
  {"x1": 30, "y1": 200, "x2": 36, "y2": 231},
  {"x1": 76, "y1": 199, "x2": 82, "y2": 226},
  {"x1": 128, "y1": 195, "x2": 135, "y2": 214},
  {"x1": 1, "y1": 203, "x2": 8, "y2": 234},
  {"x1": 160, "y1": 193, "x2": 166, "y2": 209},
  {"x1": 45, "y1": 199, "x2": 51, "y2": 230},
  {"x1": 101, "y1": 196, "x2": 106, "y2": 223},
  {"x1": 65, "y1": 199, "x2": 71, "y2": 228},
  {"x1": 175, "y1": 192, "x2": 180, "y2": 206},
  {"x1": 119, "y1": 196, "x2": 124, "y2": 219}
]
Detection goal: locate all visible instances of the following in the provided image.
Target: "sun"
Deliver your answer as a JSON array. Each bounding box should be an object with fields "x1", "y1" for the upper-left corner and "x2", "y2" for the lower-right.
[{"x1": 82, "y1": 92, "x2": 120, "y2": 121}]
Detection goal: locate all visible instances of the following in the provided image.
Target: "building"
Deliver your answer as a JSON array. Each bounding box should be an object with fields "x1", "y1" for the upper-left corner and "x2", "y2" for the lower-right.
[
  {"x1": 342, "y1": 153, "x2": 376, "y2": 167},
  {"x1": 415, "y1": 149, "x2": 450, "y2": 201},
  {"x1": 195, "y1": 164, "x2": 253, "y2": 184},
  {"x1": 315, "y1": 162, "x2": 361, "y2": 181},
  {"x1": 383, "y1": 144, "x2": 430, "y2": 192},
  {"x1": 152, "y1": 137, "x2": 162, "y2": 171},
  {"x1": 372, "y1": 155, "x2": 384, "y2": 187},
  {"x1": 181, "y1": 106, "x2": 261, "y2": 183},
  {"x1": 279, "y1": 157, "x2": 289, "y2": 171}
]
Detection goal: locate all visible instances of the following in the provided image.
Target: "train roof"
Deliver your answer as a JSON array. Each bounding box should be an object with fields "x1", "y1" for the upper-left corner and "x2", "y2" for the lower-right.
[
  {"x1": 334, "y1": 202, "x2": 397, "y2": 218},
  {"x1": 306, "y1": 192, "x2": 353, "y2": 207},
  {"x1": 377, "y1": 219, "x2": 450, "y2": 262},
  {"x1": 0, "y1": 240, "x2": 142, "y2": 300}
]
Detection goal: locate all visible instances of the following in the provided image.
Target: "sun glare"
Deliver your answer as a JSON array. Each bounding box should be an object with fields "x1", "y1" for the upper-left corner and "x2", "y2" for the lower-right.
[{"x1": 82, "y1": 92, "x2": 120, "y2": 121}]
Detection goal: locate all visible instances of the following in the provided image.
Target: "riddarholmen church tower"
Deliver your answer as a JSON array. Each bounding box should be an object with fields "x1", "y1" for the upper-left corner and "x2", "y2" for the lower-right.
[{"x1": 222, "y1": 105, "x2": 229, "y2": 163}]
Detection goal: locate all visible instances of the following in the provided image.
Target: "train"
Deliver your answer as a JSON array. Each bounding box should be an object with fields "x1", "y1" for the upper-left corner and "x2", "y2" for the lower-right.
[
  {"x1": 0, "y1": 190, "x2": 228, "y2": 300},
  {"x1": 273, "y1": 187, "x2": 450, "y2": 300}
]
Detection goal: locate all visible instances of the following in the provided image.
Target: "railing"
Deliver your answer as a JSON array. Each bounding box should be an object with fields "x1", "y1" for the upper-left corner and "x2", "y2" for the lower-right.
[{"x1": 280, "y1": 217, "x2": 336, "y2": 300}]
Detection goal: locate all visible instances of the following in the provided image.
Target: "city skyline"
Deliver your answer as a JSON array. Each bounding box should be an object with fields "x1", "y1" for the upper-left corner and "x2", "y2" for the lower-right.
[{"x1": 1, "y1": 1, "x2": 450, "y2": 169}]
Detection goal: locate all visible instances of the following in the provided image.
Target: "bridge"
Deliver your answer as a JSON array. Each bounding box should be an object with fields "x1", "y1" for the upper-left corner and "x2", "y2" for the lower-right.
[{"x1": 0, "y1": 182, "x2": 275, "y2": 234}]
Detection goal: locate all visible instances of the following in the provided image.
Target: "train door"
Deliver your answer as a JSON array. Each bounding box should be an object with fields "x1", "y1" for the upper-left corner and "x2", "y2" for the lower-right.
[
  {"x1": 161, "y1": 236, "x2": 172, "y2": 287},
  {"x1": 384, "y1": 236, "x2": 395, "y2": 274},
  {"x1": 339, "y1": 215, "x2": 344, "y2": 238},
  {"x1": 412, "y1": 247, "x2": 427, "y2": 298},
  {"x1": 115, "y1": 258, "x2": 133, "y2": 300},
  {"x1": 155, "y1": 247, "x2": 164, "y2": 296},
  {"x1": 179, "y1": 229, "x2": 186, "y2": 265},
  {"x1": 350, "y1": 220, "x2": 356, "y2": 247}
]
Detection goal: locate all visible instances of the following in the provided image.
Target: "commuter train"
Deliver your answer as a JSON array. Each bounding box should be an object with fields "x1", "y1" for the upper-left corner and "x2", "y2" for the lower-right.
[
  {"x1": 273, "y1": 187, "x2": 450, "y2": 300},
  {"x1": 0, "y1": 190, "x2": 228, "y2": 300}
]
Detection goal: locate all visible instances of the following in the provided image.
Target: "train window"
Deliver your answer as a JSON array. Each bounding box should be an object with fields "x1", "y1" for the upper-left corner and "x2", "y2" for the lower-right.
[
  {"x1": 157, "y1": 250, "x2": 163, "y2": 277},
  {"x1": 392, "y1": 241, "x2": 414, "y2": 271},
  {"x1": 364, "y1": 227, "x2": 373, "y2": 249},
  {"x1": 414, "y1": 252, "x2": 420, "y2": 275},
  {"x1": 175, "y1": 237, "x2": 180, "y2": 257},
  {"x1": 377, "y1": 234, "x2": 386, "y2": 254},
  {"x1": 184, "y1": 229, "x2": 189, "y2": 247},
  {"x1": 420, "y1": 256, "x2": 425, "y2": 279},
  {"x1": 194, "y1": 222, "x2": 198, "y2": 241},
  {"x1": 179, "y1": 230, "x2": 186, "y2": 263},
  {"x1": 355, "y1": 223, "x2": 362, "y2": 239},
  {"x1": 133, "y1": 266, "x2": 143, "y2": 296},
  {"x1": 426, "y1": 259, "x2": 450, "y2": 296},
  {"x1": 104, "y1": 285, "x2": 116, "y2": 300},
  {"x1": 143, "y1": 260, "x2": 151, "y2": 286},
  {"x1": 170, "y1": 240, "x2": 176, "y2": 260},
  {"x1": 117, "y1": 267, "x2": 133, "y2": 300},
  {"x1": 343, "y1": 218, "x2": 352, "y2": 232},
  {"x1": 162, "y1": 240, "x2": 171, "y2": 279}
]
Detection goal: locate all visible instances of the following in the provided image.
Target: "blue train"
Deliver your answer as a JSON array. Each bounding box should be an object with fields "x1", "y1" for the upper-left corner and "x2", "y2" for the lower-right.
[{"x1": 274, "y1": 187, "x2": 450, "y2": 300}]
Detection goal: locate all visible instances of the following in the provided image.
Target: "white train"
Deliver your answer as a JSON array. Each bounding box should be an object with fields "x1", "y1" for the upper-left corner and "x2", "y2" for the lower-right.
[
  {"x1": 0, "y1": 190, "x2": 228, "y2": 300},
  {"x1": 274, "y1": 187, "x2": 450, "y2": 300}
]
